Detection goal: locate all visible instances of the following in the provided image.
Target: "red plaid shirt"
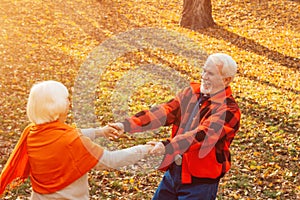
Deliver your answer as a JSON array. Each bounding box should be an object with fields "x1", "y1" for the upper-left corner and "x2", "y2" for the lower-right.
[{"x1": 122, "y1": 82, "x2": 241, "y2": 183}]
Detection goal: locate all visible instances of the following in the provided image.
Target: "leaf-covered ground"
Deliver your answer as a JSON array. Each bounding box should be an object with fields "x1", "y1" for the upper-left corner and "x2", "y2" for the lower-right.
[{"x1": 0, "y1": 0, "x2": 299, "y2": 199}]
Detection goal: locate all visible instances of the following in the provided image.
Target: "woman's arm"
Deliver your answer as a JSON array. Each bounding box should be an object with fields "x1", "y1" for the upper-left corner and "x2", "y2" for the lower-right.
[
  {"x1": 80, "y1": 128, "x2": 96, "y2": 140},
  {"x1": 97, "y1": 145, "x2": 153, "y2": 169}
]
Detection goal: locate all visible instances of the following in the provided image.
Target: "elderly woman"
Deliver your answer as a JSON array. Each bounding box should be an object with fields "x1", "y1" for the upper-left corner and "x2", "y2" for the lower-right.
[{"x1": 0, "y1": 80, "x2": 152, "y2": 199}]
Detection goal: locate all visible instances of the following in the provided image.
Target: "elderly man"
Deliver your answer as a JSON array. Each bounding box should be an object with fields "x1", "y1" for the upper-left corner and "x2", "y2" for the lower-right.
[{"x1": 111, "y1": 53, "x2": 241, "y2": 199}]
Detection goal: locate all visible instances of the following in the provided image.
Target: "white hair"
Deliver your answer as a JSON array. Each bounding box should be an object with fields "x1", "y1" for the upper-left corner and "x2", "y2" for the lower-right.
[
  {"x1": 206, "y1": 53, "x2": 238, "y2": 78},
  {"x1": 26, "y1": 80, "x2": 69, "y2": 124}
]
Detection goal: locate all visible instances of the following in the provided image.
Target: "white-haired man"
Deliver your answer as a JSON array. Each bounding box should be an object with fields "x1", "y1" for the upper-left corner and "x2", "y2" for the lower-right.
[{"x1": 110, "y1": 53, "x2": 241, "y2": 199}]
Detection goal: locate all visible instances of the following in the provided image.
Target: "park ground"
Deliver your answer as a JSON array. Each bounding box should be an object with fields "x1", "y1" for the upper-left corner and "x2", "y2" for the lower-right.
[{"x1": 0, "y1": 0, "x2": 299, "y2": 199}]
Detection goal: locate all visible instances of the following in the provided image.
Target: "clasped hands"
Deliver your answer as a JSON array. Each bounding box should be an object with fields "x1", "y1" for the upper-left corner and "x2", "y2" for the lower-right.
[{"x1": 97, "y1": 122, "x2": 165, "y2": 155}]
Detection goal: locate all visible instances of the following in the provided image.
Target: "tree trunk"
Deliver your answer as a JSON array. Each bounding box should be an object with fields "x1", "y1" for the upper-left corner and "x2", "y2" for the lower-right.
[{"x1": 180, "y1": 0, "x2": 215, "y2": 30}]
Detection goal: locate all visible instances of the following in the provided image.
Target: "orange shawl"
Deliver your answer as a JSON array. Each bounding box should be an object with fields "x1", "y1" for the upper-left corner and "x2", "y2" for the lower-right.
[{"x1": 0, "y1": 121, "x2": 103, "y2": 195}]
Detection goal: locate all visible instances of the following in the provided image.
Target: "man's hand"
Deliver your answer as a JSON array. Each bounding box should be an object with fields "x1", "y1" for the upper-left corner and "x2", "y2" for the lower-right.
[{"x1": 147, "y1": 141, "x2": 165, "y2": 155}]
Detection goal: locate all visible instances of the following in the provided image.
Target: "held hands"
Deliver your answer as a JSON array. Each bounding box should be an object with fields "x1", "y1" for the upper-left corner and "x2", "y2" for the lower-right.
[
  {"x1": 94, "y1": 123, "x2": 125, "y2": 140},
  {"x1": 99, "y1": 123, "x2": 165, "y2": 156},
  {"x1": 95, "y1": 125, "x2": 120, "y2": 140},
  {"x1": 108, "y1": 123, "x2": 124, "y2": 135}
]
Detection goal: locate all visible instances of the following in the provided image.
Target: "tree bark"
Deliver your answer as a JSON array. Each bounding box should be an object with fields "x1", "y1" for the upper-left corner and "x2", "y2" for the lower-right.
[{"x1": 180, "y1": 0, "x2": 215, "y2": 30}]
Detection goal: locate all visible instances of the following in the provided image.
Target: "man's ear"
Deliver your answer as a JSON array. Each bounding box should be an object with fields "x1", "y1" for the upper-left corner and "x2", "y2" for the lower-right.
[{"x1": 223, "y1": 77, "x2": 232, "y2": 86}]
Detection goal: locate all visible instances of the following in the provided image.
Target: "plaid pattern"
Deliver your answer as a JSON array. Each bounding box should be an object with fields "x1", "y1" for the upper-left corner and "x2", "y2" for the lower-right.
[{"x1": 123, "y1": 82, "x2": 241, "y2": 181}]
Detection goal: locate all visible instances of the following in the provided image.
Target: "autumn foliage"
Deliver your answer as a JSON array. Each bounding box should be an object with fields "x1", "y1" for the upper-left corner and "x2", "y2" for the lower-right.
[{"x1": 0, "y1": 0, "x2": 299, "y2": 199}]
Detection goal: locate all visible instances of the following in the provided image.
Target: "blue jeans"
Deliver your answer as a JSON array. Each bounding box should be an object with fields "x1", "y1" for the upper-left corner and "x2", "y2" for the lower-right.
[{"x1": 152, "y1": 164, "x2": 219, "y2": 200}]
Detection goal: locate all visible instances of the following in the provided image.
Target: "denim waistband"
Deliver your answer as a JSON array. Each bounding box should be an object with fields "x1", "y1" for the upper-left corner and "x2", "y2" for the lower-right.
[{"x1": 169, "y1": 163, "x2": 220, "y2": 184}]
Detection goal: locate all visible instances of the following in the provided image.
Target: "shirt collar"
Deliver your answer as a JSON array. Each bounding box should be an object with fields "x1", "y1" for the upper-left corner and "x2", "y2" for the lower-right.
[
  {"x1": 190, "y1": 83, "x2": 233, "y2": 104},
  {"x1": 196, "y1": 86, "x2": 232, "y2": 104}
]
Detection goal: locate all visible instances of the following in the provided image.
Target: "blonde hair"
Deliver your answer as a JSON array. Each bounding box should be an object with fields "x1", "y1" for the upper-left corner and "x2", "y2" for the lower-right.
[
  {"x1": 206, "y1": 53, "x2": 238, "y2": 78},
  {"x1": 26, "y1": 80, "x2": 69, "y2": 124}
]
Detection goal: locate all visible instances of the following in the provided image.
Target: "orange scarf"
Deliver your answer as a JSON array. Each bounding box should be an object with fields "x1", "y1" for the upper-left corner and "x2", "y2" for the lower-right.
[{"x1": 0, "y1": 121, "x2": 103, "y2": 195}]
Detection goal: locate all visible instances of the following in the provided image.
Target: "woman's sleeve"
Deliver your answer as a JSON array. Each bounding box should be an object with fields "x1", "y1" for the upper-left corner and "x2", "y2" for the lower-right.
[
  {"x1": 96, "y1": 145, "x2": 152, "y2": 169},
  {"x1": 79, "y1": 128, "x2": 96, "y2": 140}
]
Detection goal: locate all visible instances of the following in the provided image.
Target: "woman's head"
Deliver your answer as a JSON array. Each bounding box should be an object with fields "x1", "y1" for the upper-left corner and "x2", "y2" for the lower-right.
[{"x1": 27, "y1": 80, "x2": 70, "y2": 124}]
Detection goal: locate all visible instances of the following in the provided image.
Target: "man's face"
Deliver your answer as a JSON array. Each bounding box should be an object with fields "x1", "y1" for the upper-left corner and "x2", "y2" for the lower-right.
[{"x1": 200, "y1": 62, "x2": 227, "y2": 94}]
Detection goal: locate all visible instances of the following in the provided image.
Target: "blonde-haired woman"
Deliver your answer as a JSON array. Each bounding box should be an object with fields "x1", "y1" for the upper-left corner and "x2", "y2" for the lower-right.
[{"x1": 0, "y1": 80, "x2": 153, "y2": 199}]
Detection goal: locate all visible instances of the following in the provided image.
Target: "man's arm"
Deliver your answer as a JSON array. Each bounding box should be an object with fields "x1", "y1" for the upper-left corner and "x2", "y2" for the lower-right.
[{"x1": 111, "y1": 97, "x2": 181, "y2": 134}]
